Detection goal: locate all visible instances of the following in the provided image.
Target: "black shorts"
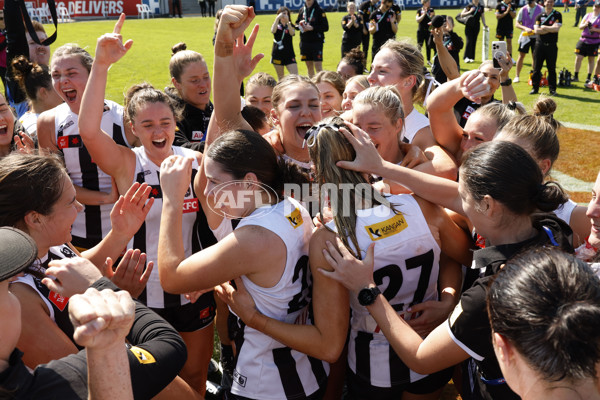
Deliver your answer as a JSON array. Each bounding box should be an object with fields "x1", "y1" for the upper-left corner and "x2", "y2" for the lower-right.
[
  {"x1": 300, "y1": 41, "x2": 324, "y2": 61},
  {"x1": 417, "y1": 30, "x2": 430, "y2": 44},
  {"x1": 518, "y1": 37, "x2": 536, "y2": 53},
  {"x1": 575, "y1": 40, "x2": 599, "y2": 57},
  {"x1": 271, "y1": 44, "x2": 296, "y2": 65},
  {"x1": 496, "y1": 31, "x2": 513, "y2": 40},
  {"x1": 151, "y1": 292, "x2": 215, "y2": 332},
  {"x1": 346, "y1": 366, "x2": 454, "y2": 399}
]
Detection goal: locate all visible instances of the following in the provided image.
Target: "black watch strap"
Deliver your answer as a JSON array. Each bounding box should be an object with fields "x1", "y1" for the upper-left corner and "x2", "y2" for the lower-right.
[
  {"x1": 500, "y1": 78, "x2": 512, "y2": 86},
  {"x1": 358, "y1": 286, "x2": 381, "y2": 306}
]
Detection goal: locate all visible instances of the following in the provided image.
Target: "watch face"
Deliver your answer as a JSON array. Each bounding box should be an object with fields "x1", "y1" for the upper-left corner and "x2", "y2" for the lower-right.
[{"x1": 358, "y1": 287, "x2": 380, "y2": 306}]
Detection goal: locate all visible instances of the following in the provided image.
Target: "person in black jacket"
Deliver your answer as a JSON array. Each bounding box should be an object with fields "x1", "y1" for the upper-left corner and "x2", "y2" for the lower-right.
[
  {"x1": 358, "y1": 0, "x2": 379, "y2": 65},
  {"x1": 296, "y1": 0, "x2": 329, "y2": 77},
  {"x1": 341, "y1": 2, "x2": 364, "y2": 57},
  {"x1": 458, "y1": 0, "x2": 488, "y2": 63},
  {"x1": 0, "y1": 227, "x2": 188, "y2": 400},
  {"x1": 167, "y1": 42, "x2": 213, "y2": 153},
  {"x1": 416, "y1": 0, "x2": 435, "y2": 62},
  {"x1": 368, "y1": 0, "x2": 399, "y2": 60},
  {"x1": 430, "y1": 16, "x2": 464, "y2": 83}
]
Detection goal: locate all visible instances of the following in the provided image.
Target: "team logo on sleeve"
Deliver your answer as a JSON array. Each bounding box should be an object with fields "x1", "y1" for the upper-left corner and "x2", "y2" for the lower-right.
[
  {"x1": 57, "y1": 135, "x2": 83, "y2": 149},
  {"x1": 286, "y1": 208, "x2": 304, "y2": 229},
  {"x1": 129, "y1": 346, "x2": 156, "y2": 364},
  {"x1": 365, "y1": 213, "x2": 408, "y2": 241}
]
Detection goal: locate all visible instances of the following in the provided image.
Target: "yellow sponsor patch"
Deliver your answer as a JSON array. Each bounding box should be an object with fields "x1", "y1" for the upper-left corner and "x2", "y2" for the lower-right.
[
  {"x1": 286, "y1": 208, "x2": 304, "y2": 229},
  {"x1": 129, "y1": 346, "x2": 156, "y2": 364},
  {"x1": 365, "y1": 213, "x2": 408, "y2": 241}
]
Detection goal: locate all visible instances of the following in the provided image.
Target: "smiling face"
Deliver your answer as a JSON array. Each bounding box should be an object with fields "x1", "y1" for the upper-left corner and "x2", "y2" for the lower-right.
[
  {"x1": 173, "y1": 61, "x2": 211, "y2": 110},
  {"x1": 51, "y1": 56, "x2": 90, "y2": 114},
  {"x1": 479, "y1": 63, "x2": 501, "y2": 101},
  {"x1": 0, "y1": 94, "x2": 15, "y2": 155},
  {"x1": 317, "y1": 82, "x2": 343, "y2": 119},
  {"x1": 342, "y1": 80, "x2": 367, "y2": 111},
  {"x1": 38, "y1": 173, "x2": 83, "y2": 247},
  {"x1": 26, "y1": 30, "x2": 50, "y2": 66},
  {"x1": 271, "y1": 83, "x2": 321, "y2": 160},
  {"x1": 203, "y1": 156, "x2": 255, "y2": 219},
  {"x1": 587, "y1": 172, "x2": 600, "y2": 248},
  {"x1": 245, "y1": 84, "x2": 274, "y2": 117},
  {"x1": 368, "y1": 48, "x2": 412, "y2": 95},
  {"x1": 348, "y1": 2, "x2": 356, "y2": 13},
  {"x1": 131, "y1": 102, "x2": 176, "y2": 165},
  {"x1": 352, "y1": 103, "x2": 403, "y2": 163}
]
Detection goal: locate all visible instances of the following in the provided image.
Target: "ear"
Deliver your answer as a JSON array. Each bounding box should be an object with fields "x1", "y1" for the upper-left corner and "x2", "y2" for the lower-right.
[
  {"x1": 492, "y1": 332, "x2": 514, "y2": 365},
  {"x1": 37, "y1": 86, "x2": 47, "y2": 99},
  {"x1": 171, "y1": 76, "x2": 182, "y2": 92},
  {"x1": 394, "y1": 116, "x2": 404, "y2": 134},
  {"x1": 481, "y1": 194, "x2": 496, "y2": 217},
  {"x1": 404, "y1": 75, "x2": 417, "y2": 89},
  {"x1": 23, "y1": 210, "x2": 43, "y2": 232},
  {"x1": 539, "y1": 158, "x2": 552, "y2": 176},
  {"x1": 243, "y1": 172, "x2": 259, "y2": 185},
  {"x1": 270, "y1": 108, "x2": 280, "y2": 126}
]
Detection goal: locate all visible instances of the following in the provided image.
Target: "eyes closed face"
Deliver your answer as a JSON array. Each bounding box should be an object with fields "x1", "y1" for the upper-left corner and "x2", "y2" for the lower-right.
[
  {"x1": 272, "y1": 84, "x2": 321, "y2": 156},
  {"x1": 337, "y1": 60, "x2": 358, "y2": 81},
  {"x1": 40, "y1": 173, "x2": 84, "y2": 247},
  {"x1": 51, "y1": 56, "x2": 90, "y2": 114},
  {"x1": 245, "y1": 85, "x2": 274, "y2": 117},
  {"x1": 352, "y1": 103, "x2": 402, "y2": 163},
  {"x1": 175, "y1": 61, "x2": 211, "y2": 110},
  {"x1": 132, "y1": 102, "x2": 176, "y2": 164},
  {"x1": 316, "y1": 82, "x2": 343, "y2": 119},
  {"x1": 459, "y1": 113, "x2": 498, "y2": 157}
]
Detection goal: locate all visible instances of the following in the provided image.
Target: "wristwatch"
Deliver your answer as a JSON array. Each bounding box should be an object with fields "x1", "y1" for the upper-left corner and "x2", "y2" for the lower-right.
[
  {"x1": 500, "y1": 78, "x2": 512, "y2": 86},
  {"x1": 358, "y1": 286, "x2": 381, "y2": 306}
]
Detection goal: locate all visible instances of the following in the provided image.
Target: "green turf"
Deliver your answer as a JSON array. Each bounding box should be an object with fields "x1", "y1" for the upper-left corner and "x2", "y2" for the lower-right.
[{"x1": 45, "y1": 8, "x2": 600, "y2": 125}]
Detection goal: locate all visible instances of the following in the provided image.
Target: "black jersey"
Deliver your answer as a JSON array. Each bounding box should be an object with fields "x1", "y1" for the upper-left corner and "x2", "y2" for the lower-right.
[
  {"x1": 453, "y1": 97, "x2": 500, "y2": 127},
  {"x1": 495, "y1": 1, "x2": 515, "y2": 32},
  {"x1": 359, "y1": 0, "x2": 379, "y2": 23},
  {"x1": 342, "y1": 14, "x2": 364, "y2": 48},
  {"x1": 535, "y1": 9, "x2": 562, "y2": 44},
  {"x1": 371, "y1": 9, "x2": 397, "y2": 49},
  {"x1": 465, "y1": 2, "x2": 485, "y2": 25},
  {"x1": 166, "y1": 88, "x2": 213, "y2": 153},
  {"x1": 296, "y1": 3, "x2": 329, "y2": 43},
  {"x1": 417, "y1": 7, "x2": 434, "y2": 32},
  {"x1": 272, "y1": 22, "x2": 296, "y2": 60},
  {"x1": 432, "y1": 31, "x2": 464, "y2": 84}
]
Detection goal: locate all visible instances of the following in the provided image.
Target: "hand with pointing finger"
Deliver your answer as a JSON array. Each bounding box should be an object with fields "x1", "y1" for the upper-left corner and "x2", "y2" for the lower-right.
[{"x1": 94, "y1": 13, "x2": 133, "y2": 67}]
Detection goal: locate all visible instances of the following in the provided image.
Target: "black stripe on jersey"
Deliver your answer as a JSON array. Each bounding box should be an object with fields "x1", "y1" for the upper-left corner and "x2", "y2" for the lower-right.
[
  {"x1": 389, "y1": 343, "x2": 411, "y2": 385},
  {"x1": 273, "y1": 347, "x2": 306, "y2": 400},
  {"x1": 112, "y1": 122, "x2": 127, "y2": 147},
  {"x1": 134, "y1": 171, "x2": 148, "y2": 305},
  {"x1": 355, "y1": 331, "x2": 373, "y2": 381},
  {"x1": 78, "y1": 129, "x2": 102, "y2": 245},
  {"x1": 308, "y1": 356, "x2": 328, "y2": 388},
  {"x1": 190, "y1": 168, "x2": 218, "y2": 251}
]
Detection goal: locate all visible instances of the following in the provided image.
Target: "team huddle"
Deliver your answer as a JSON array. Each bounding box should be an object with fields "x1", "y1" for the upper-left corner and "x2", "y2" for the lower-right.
[{"x1": 0, "y1": 3, "x2": 600, "y2": 400}]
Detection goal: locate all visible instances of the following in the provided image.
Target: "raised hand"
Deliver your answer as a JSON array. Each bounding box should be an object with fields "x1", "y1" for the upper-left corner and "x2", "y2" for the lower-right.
[
  {"x1": 159, "y1": 155, "x2": 193, "y2": 203},
  {"x1": 335, "y1": 122, "x2": 385, "y2": 175},
  {"x1": 215, "y1": 5, "x2": 256, "y2": 46},
  {"x1": 14, "y1": 131, "x2": 35, "y2": 154},
  {"x1": 70, "y1": 288, "x2": 135, "y2": 349},
  {"x1": 105, "y1": 249, "x2": 153, "y2": 299},
  {"x1": 459, "y1": 70, "x2": 491, "y2": 104},
  {"x1": 110, "y1": 182, "x2": 154, "y2": 241},
  {"x1": 94, "y1": 13, "x2": 133, "y2": 67},
  {"x1": 233, "y1": 26, "x2": 265, "y2": 82}
]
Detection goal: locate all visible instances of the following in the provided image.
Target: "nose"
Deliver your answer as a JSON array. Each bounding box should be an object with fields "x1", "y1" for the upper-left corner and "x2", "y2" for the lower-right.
[
  {"x1": 75, "y1": 200, "x2": 84, "y2": 213},
  {"x1": 587, "y1": 196, "x2": 600, "y2": 219},
  {"x1": 367, "y1": 70, "x2": 377, "y2": 86},
  {"x1": 342, "y1": 97, "x2": 351, "y2": 111}
]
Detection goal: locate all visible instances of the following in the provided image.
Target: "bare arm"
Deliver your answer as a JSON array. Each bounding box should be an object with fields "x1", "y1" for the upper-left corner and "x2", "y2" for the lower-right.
[
  {"x1": 37, "y1": 110, "x2": 59, "y2": 152},
  {"x1": 216, "y1": 228, "x2": 349, "y2": 363},
  {"x1": 431, "y1": 28, "x2": 460, "y2": 81}
]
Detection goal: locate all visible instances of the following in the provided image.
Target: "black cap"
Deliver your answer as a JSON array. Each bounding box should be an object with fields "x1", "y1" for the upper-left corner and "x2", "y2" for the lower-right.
[
  {"x1": 0, "y1": 227, "x2": 37, "y2": 281},
  {"x1": 430, "y1": 15, "x2": 446, "y2": 28}
]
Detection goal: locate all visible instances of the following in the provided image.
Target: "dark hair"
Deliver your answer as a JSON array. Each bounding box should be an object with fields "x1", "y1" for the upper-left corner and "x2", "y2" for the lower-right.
[
  {"x1": 460, "y1": 141, "x2": 567, "y2": 215},
  {"x1": 276, "y1": 6, "x2": 291, "y2": 16},
  {"x1": 241, "y1": 105, "x2": 269, "y2": 133},
  {"x1": 206, "y1": 130, "x2": 308, "y2": 197},
  {"x1": 339, "y1": 48, "x2": 366, "y2": 77},
  {"x1": 0, "y1": 152, "x2": 67, "y2": 227},
  {"x1": 488, "y1": 247, "x2": 600, "y2": 382},
  {"x1": 11, "y1": 56, "x2": 53, "y2": 101},
  {"x1": 125, "y1": 83, "x2": 182, "y2": 123}
]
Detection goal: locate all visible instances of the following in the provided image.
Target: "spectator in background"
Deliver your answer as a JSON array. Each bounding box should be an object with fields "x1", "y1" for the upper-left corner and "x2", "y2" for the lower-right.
[
  {"x1": 459, "y1": 0, "x2": 487, "y2": 63},
  {"x1": 358, "y1": 0, "x2": 379, "y2": 63},
  {"x1": 496, "y1": 0, "x2": 517, "y2": 58},
  {"x1": 369, "y1": 0, "x2": 399, "y2": 60},
  {"x1": 296, "y1": 0, "x2": 329, "y2": 77},
  {"x1": 341, "y1": 2, "x2": 364, "y2": 57},
  {"x1": 530, "y1": 0, "x2": 562, "y2": 95},
  {"x1": 271, "y1": 7, "x2": 298, "y2": 80},
  {"x1": 416, "y1": 0, "x2": 435, "y2": 63},
  {"x1": 208, "y1": 0, "x2": 216, "y2": 17},
  {"x1": 573, "y1": 0, "x2": 600, "y2": 83},
  {"x1": 575, "y1": 0, "x2": 592, "y2": 24},
  {"x1": 0, "y1": 11, "x2": 6, "y2": 96},
  {"x1": 172, "y1": 0, "x2": 182, "y2": 18},
  {"x1": 514, "y1": 0, "x2": 544, "y2": 82},
  {"x1": 430, "y1": 15, "x2": 464, "y2": 83},
  {"x1": 199, "y1": 0, "x2": 207, "y2": 17}
]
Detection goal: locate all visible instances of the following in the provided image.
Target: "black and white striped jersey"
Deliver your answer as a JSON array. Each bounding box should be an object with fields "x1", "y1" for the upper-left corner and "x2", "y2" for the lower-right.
[
  {"x1": 54, "y1": 101, "x2": 130, "y2": 249},
  {"x1": 327, "y1": 194, "x2": 441, "y2": 387},
  {"x1": 229, "y1": 198, "x2": 329, "y2": 400}
]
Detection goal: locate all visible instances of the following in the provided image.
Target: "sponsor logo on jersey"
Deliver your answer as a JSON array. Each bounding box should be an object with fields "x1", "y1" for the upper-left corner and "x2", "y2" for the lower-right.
[
  {"x1": 183, "y1": 198, "x2": 199, "y2": 213},
  {"x1": 365, "y1": 213, "x2": 408, "y2": 241},
  {"x1": 57, "y1": 134, "x2": 83, "y2": 149},
  {"x1": 49, "y1": 291, "x2": 70, "y2": 311},
  {"x1": 192, "y1": 131, "x2": 205, "y2": 141},
  {"x1": 233, "y1": 369, "x2": 248, "y2": 387},
  {"x1": 61, "y1": 246, "x2": 77, "y2": 258},
  {"x1": 129, "y1": 346, "x2": 156, "y2": 364},
  {"x1": 286, "y1": 208, "x2": 304, "y2": 229},
  {"x1": 148, "y1": 185, "x2": 162, "y2": 199}
]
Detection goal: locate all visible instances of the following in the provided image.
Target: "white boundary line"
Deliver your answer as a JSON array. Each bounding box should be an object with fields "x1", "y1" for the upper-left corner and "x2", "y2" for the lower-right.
[{"x1": 561, "y1": 122, "x2": 600, "y2": 132}]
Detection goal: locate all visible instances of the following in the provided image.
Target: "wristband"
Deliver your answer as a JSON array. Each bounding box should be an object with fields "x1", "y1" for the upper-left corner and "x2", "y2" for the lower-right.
[{"x1": 215, "y1": 40, "x2": 234, "y2": 57}]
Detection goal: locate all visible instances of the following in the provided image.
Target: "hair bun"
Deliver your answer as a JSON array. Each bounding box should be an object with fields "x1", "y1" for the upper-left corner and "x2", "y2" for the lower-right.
[
  {"x1": 171, "y1": 42, "x2": 187, "y2": 56},
  {"x1": 533, "y1": 96, "x2": 557, "y2": 117}
]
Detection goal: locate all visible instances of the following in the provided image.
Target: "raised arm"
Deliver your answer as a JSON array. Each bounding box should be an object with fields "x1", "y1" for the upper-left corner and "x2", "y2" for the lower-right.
[
  {"x1": 216, "y1": 227, "x2": 349, "y2": 363},
  {"x1": 431, "y1": 28, "x2": 460, "y2": 81},
  {"x1": 211, "y1": 6, "x2": 264, "y2": 146},
  {"x1": 78, "y1": 14, "x2": 136, "y2": 189}
]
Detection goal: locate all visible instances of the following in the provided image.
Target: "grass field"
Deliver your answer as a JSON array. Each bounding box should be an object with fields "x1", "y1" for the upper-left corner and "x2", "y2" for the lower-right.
[{"x1": 43, "y1": 7, "x2": 600, "y2": 125}]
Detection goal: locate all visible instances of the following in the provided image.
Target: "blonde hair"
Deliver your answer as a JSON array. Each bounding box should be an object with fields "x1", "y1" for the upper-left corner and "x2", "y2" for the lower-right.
[
  {"x1": 308, "y1": 117, "x2": 391, "y2": 258},
  {"x1": 169, "y1": 43, "x2": 207, "y2": 82},
  {"x1": 271, "y1": 74, "x2": 320, "y2": 109},
  {"x1": 380, "y1": 39, "x2": 426, "y2": 104},
  {"x1": 247, "y1": 72, "x2": 277, "y2": 90},
  {"x1": 313, "y1": 70, "x2": 345, "y2": 96},
  {"x1": 473, "y1": 101, "x2": 524, "y2": 137},
  {"x1": 353, "y1": 86, "x2": 405, "y2": 127},
  {"x1": 345, "y1": 75, "x2": 370, "y2": 92}
]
